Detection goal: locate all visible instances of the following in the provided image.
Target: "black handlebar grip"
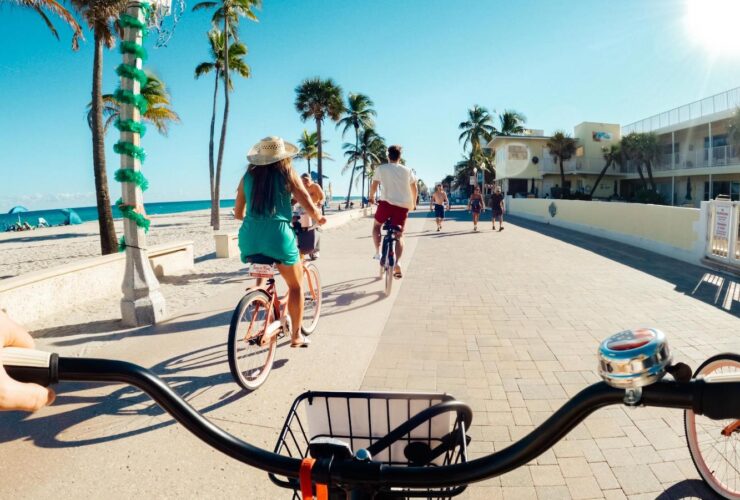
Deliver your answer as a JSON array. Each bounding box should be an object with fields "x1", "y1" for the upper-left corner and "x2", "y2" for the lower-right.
[
  {"x1": 0, "y1": 348, "x2": 59, "y2": 387},
  {"x1": 694, "y1": 380, "x2": 740, "y2": 420}
]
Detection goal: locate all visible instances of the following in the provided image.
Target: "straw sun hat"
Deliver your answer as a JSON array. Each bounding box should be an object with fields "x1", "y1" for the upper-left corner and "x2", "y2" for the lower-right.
[{"x1": 247, "y1": 136, "x2": 298, "y2": 166}]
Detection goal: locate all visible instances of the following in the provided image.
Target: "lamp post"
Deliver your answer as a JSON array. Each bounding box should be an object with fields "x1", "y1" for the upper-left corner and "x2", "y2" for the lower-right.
[{"x1": 118, "y1": 0, "x2": 167, "y2": 326}]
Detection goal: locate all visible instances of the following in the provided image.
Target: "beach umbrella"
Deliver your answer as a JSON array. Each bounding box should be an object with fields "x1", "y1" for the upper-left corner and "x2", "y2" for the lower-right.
[
  {"x1": 60, "y1": 208, "x2": 82, "y2": 225},
  {"x1": 8, "y1": 206, "x2": 28, "y2": 214}
]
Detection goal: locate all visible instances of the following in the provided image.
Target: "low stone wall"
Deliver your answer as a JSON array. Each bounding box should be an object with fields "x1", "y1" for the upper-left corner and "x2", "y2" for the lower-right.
[
  {"x1": 507, "y1": 198, "x2": 707, "y2": 264},
  {"x1": 0, "y1": 241, "x2": 194, "y2": 325}
]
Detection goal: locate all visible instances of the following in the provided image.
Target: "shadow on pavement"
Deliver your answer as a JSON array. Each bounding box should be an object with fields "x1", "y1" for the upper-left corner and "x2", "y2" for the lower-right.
[
  {"x1": 655, "y1": 479, "x2": 719, "y2": 499},
  {"x1": 0, "y1": 343, "x2": 281, "y2": 448},
  {"x1": 0, "y1": 232, "x2": 94, "y2": 245},
  {"x1": 321, "y1": 276, "x2": 386, "y2": 317},
  {"x1": 508, "y1": 215, "x2": 740, "y2": 318}
]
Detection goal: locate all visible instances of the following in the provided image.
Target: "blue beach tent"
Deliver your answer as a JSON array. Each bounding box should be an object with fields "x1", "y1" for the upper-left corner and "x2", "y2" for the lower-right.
[
  {"x1": 60, "y1": 208, "x2": 82, "y2": 225},
  {"x1": 8, "y1": 206, "x2": 28, "y2": 214}
]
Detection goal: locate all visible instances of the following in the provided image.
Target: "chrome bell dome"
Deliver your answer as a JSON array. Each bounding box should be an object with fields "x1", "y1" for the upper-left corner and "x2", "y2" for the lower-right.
[{"x1": 598, "y1": 328, "x2": 671, "y2": 389}]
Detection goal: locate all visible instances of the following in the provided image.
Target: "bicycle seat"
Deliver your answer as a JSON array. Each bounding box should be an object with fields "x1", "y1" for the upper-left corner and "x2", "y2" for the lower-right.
[{"x1": 245, "y1": 254, "x2": 280, "y2": 265}]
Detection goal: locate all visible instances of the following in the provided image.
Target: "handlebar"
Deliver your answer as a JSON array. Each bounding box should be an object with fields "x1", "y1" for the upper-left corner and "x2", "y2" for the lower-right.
[{"x1": 3, "y1": 348, "x2": 740, "y2": 490}]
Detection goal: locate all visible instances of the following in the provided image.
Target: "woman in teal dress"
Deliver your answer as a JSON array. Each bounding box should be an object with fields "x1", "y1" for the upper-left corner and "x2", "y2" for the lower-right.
[{"x1": 234, "y1": 137, "x2": 326, "y2": 347}]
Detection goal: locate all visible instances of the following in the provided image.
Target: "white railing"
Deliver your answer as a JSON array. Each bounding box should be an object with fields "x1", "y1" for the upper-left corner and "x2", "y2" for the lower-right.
[
  {"x1": 621, "y1": 145, "x2": 740, "y2": 174},
  {"x1": 539, "y1": 156, "x2": 624, "y2": 175},
  {"x1": 623, "y1": 87, "x2": 740, "y2": 134},
  {"x1": 706, "y1": 201, "x2": 740, "y2": 269}
]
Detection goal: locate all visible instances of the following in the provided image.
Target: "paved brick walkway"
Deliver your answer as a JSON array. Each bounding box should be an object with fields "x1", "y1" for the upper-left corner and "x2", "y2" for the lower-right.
[{"x1": 361, "y1": 208, "x2": 740, "y2": 499}]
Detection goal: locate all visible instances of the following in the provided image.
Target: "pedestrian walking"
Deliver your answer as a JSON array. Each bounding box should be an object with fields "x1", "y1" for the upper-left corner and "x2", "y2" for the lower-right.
[
  {"x1": 429, "y1": 184, "x2": 449, "y2": 231},
  {"x1": 490, "y1": 185, "x2": 505, "y2": 231},
  {"x1": 467, "y1": 186, "x2": 485, "y2": 232}
]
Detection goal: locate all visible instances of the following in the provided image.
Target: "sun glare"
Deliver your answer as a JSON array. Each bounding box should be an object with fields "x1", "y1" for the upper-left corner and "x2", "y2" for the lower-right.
[{"x1": 685, "y1": 0, "x2": 740, "y2": 57}]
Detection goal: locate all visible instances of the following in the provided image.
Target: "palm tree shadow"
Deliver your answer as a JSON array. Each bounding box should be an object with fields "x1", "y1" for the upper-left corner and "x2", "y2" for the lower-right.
[
  {"x1": 0, "y1": 343, "x2": 287, "y2": 448},
  {"x1": 320, "y1": 276, "x2": 386, "y2": 317}
]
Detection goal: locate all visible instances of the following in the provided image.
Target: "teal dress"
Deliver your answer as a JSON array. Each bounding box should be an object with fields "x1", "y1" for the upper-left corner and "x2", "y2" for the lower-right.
[{"x1": 238, "y1": 172, "x2": 299, "y2": 266}]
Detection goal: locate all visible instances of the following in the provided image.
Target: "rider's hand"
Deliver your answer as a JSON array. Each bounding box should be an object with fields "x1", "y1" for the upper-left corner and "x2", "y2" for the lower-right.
[
  {"x1": 317, "y1": 216, "x2": 327, "y2": 225},
  {"x1": 368, "y1": 197, "x2": 375, "y2": 205},
  {"x1": 0, "y1": 312, "x2": 55, "y2": 411}
]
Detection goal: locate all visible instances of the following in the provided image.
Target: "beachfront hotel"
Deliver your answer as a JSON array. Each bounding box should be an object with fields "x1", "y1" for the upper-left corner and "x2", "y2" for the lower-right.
[{"x1": 487, "y1": 86, "x2": 740, "y2": 206}]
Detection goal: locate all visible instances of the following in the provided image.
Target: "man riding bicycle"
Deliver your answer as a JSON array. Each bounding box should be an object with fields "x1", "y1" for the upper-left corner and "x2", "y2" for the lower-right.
[{"x1": 368, "y1": 145, "x2": 417, "y2": 279}]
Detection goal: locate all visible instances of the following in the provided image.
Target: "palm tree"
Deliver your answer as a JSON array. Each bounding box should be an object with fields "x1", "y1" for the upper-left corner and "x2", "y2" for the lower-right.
[
  {"x1": 295, "y1": 130, "x2": 331, "y2": 177},
  {"x1": 458, "y1": 105, "x2": 496, "y2": 156},
  {"x1": 343, "y1": 128, "x2": 383, "y2": 201},
  {"x1": 636, "y1": 132, "x2": 659, "y2": 191},
  {"x1": 337, "y1": 93, "x2": 376, "y2": 207},
  {"x1": 70, "y1": 0, "x2": 128, "y2": 255},
  {"x1": 87, "y1": 71, "x2": 181, "y2": 135},
  {"x1": 295, "y1": 77, "x2": 344, "y2": 189},
  {"x1": 192, "y1": 0, "x2": 260, "y2": 229},
  {"x1": 590, "y1": 144, "x2": 622, "y2": 197},
  {"x1": 621, "y1": 132, "x2": 647, "y2": 189},
  {"x1": 546, "y1": 131, "x2": 577, "y2": 198},
  {"x1": 498, "y1": 110, "x2": 527, "y2": 136},
  {"x1": 8, "y1": 0, "x2": 84, "y2": 48},
  {"x1": 194, "y1": 29, "x2": 250, "y2": 227}
]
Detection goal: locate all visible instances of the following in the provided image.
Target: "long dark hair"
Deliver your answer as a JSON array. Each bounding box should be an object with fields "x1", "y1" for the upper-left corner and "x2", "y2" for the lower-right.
[{"x1": 247, "y1": 158, "x2": 294, "y2": 216}]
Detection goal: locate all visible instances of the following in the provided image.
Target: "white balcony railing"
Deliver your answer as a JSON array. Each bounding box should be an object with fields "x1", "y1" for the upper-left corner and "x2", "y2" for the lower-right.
[
  {"x1": 539, "y1": 156, "x2": 625, "y2": 175},
  {"x1": 621, "y1": 145, "x2": 740, "y2": 174},
  {"x1": 623, "y1": 87, "x2": 740, "y2": 135}
]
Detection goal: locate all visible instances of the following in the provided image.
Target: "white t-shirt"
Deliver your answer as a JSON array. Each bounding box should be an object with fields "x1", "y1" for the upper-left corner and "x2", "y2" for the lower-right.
[{"x1": 376, "y1": 162, "x2": 416, "y2": 210}]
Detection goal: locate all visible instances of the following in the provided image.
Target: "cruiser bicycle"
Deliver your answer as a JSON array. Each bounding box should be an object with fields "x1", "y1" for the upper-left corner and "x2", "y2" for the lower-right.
[
  {"x1": 228, "y1": 225, "x2": 322, "y2": 391},
  {"x1": 3, "y1": 328, "x2": 740, "y2": 499}
]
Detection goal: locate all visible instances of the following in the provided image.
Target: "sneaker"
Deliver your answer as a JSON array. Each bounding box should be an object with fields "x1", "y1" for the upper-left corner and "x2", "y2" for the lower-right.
[
  {"x1": 437, "y1": 226, "x2": 440, "y2": 232},
  {"x1": 310, "y1": 252, "x2": 320, "y2": 260},
  {"x1": 373, "y1": 253, "x2": 381, "y2": 260}
]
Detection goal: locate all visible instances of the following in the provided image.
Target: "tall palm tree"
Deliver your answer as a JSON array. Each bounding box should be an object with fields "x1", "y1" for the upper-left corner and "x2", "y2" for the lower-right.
[
  {"x1": 636, "y1": 132, "x2": 659, "y2": 191},
  {"x1": 8, "y1": 0, "x2": 84, "y2": 48},
  {"x1": 498, "y1": 110, "x2": 527, "y2": 136},
  {"x1": 194, "y1": 29, "x2": 250, "y2": 227},
  {"x1": 70, "y1": 0, "x2": 128, "y2": 255},
  {"x1": 87, "y1": 71, "x2": 181, "y2": 135},
  {"x1": 590, "y1": 144, "x2": 622, "y2": 197},
  {"x1": 295, "y1": 77, "x2": 344, "y2": 190},
  {"x1": 192, "y1": 0, "x2": 260, "y2": 229},
  {"x1": 343, "y1": 128, "x2": 382, "y2": 200},
  {"x1": 295, "y1": 129, "x2": 331, "y2": 177},
  {"x1": 337, "y1": 93, "x2": 375, "y2": 207},
  {"x1": 365, "y1": 133, "x2": 387, "y2": 197},
  {"x1": 546, "y1": 131, "x2": 577, "y2": 198},
  {"x1": 458, "y1": 105, "x2": 496, "y2": 156}
]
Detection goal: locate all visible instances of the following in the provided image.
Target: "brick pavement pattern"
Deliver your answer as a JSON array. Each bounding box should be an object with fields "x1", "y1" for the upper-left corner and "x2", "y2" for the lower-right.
[{"x1": 362, "y1": 208, "x2": 740, "y2": 499}]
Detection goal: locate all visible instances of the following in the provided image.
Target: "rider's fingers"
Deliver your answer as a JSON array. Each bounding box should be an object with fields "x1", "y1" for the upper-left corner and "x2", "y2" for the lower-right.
[{"x1": 0, "y1": 372, "x2": 55, "y2": 412}]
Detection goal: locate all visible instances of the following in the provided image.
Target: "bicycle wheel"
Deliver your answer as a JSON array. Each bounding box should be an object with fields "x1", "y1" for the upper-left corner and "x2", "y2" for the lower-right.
[
  {"x1": 685, "y1": 353, "x2": 740, "y2": 499},
  {"x1": 228, "y1": 289, "x2": 277, "y2": 391},
  {"x1": 384, "y1": 264, "x2": 393, "y2": 296},
  {"x1": 301, "y1": 262, "x2": 322, "y2": 335}
]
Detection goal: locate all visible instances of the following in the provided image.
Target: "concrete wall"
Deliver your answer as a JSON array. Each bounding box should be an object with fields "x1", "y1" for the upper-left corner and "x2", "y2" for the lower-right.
[
  {"x1": 507, "y1": 198, "x2": 707, "y2": 264},
  {"x1": 0, "y1": 241, "x2": 194, "y2": 325}
]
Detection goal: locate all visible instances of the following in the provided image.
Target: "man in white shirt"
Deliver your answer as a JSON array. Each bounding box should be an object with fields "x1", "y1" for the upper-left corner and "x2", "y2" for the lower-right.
[{"x1": 368, "y1": 145, "x2": 417, "y2": 279}]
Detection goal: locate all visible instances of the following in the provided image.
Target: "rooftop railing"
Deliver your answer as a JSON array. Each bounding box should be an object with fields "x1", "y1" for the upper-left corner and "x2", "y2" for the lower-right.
[{"x1": 622, "y1": 87, "x2": 740, "y2": 135}]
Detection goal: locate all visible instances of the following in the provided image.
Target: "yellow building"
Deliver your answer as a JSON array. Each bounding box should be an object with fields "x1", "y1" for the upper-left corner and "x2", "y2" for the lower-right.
[{"x1": 486, "y1": 122, "x2": 624, "y2": 198}]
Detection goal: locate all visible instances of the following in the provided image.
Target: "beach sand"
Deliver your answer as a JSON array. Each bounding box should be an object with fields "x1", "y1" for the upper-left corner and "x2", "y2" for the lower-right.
[{"x1": 0, "y1": 207, "x2": 351, "y2": 342}]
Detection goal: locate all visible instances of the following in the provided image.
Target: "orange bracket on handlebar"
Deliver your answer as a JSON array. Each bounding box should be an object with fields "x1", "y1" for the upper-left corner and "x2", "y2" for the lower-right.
[{"x1": 300, "y1": 458, "x2": 328, "y2": 500}]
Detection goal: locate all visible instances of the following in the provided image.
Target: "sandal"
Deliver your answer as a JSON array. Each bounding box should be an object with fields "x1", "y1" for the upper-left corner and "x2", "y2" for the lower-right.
[
  {"x1": 290, "y1": 335, "x2": 311, "y2": 348},
  {"x1": 393, "y1": 268, "x2": 403, "y2": 279}
]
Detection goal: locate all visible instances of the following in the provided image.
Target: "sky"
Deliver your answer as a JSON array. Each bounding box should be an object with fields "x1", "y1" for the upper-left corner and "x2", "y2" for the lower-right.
[{"x1": 2, "y1": 0, "x2": 740, "y2": 211}]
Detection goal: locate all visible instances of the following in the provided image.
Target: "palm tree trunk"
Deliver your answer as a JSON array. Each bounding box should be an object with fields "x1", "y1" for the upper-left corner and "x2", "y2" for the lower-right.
[
  {"x1": 361, "y1": 160, "x2": 366, "y2": 207},
  {"x1": 208, "y1": 68, "x2": 220, "y2": 208},
  {"x1": 635, "y1": 163, "x2": 647, "y2": 189},
  {"x1": 316, "y1": 119, "x2": 324, "y2": 189},
  {"x1": 307, "y1": 158, "x2": 311, "y2": 177},
  {"x1": 559, "y1": 158, "x2": 566, "y2": 198},
  {"x1": 91, "y1": 31, "x2": 117, "y2": 255},
  {"x1": 345, "y1": 125, "x2": 358, "y2": 208},
  {"x1": 589, "y1": 160, "x2": 611, "y2": 197},
  {"x1": 645, "y1": 161, "x2": 657, "y2": 191},
  {"x1": 213, "y1": 16, "x2": 231, "y2": 231}
]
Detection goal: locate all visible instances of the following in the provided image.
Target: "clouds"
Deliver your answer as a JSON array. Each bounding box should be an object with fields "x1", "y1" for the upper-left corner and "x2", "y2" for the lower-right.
[{"x1": 0, "y1": 192, "x2": 96, "y2": 211}]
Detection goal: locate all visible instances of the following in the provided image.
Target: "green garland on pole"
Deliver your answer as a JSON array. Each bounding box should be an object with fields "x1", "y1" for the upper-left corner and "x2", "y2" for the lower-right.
[
  {"x1": 114, "y1": 168, "x2": 149, "y2": 191},
  {"x1": 115, "y1": 2, "x2": 152, "y2": 234},
  {"x1": 115, "y1": 118, "x2": 147, "y2": 136}
]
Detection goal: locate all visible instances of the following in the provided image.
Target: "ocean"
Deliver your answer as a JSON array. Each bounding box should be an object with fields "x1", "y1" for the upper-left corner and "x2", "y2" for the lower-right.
[{"x1": 1, "y1": 196, "x2": 363, "y2": 229}]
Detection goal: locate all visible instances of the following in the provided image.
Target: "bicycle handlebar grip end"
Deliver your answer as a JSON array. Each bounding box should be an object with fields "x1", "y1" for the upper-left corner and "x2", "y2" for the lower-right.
[
  {"x1": 695, "y1": 380, "x2": 740, "y2": 420},
  {"x1": 1, "y1": 348, "x2": 58, "y2": 387}
]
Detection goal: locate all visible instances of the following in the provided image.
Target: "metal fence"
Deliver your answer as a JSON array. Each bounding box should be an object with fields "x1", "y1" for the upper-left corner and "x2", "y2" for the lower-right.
[
  {"x1": 623, "y1": 87, "x2": 740, "y2": 135},
  {"x1": 706, "y1": 201, "x2": 740, "y2": 269},
  {"x1": 620, "y1": 145, "x2": 740, "y2": 174}
]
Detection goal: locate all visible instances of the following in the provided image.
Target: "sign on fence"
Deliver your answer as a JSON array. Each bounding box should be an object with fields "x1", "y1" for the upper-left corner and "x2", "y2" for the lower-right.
[{"x1": 715, "y1": 205, "x2": 731, "y2": 239}]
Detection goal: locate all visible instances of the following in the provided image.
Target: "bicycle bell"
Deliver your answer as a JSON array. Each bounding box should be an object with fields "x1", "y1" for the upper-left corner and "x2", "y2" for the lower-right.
[{"x1": 598, "y1": 328, "x2": 671, "y2": 389}]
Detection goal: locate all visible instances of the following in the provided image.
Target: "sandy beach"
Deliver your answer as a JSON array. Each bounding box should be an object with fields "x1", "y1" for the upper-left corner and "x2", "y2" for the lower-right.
[{"x1": 0, "y1": 207, "x2": 350, "y2": 340}]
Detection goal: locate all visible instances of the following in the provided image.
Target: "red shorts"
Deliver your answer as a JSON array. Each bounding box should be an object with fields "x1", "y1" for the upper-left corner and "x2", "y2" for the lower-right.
[{"x1": 374, "y1": 201, "x2": 409, "y2": 229}]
